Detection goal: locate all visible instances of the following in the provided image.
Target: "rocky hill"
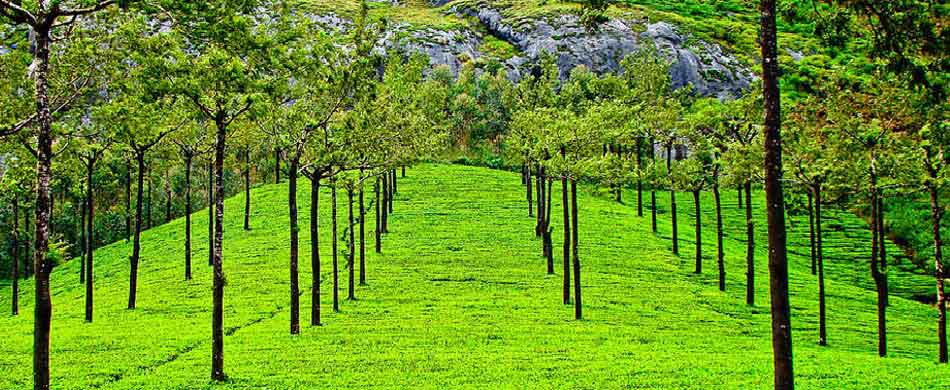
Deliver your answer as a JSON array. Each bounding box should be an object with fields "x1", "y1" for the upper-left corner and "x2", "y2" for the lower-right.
[{"x1": 307, "y1": 0, "x2": 758, "y2": 98}]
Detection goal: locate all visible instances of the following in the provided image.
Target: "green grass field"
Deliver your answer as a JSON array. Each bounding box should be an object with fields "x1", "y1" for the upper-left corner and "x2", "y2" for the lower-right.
[{"x1": 0, "y1": 164, "x2": 945, "y2": 389}]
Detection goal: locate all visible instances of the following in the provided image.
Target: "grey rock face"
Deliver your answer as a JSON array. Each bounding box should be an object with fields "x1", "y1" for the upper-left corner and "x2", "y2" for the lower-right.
[
  {"x1": 458, "y1": 7, "x2": 753, "y2": 98},
  {"x1": 312, "y1": 4, "x2": 754, "y2": 98}
]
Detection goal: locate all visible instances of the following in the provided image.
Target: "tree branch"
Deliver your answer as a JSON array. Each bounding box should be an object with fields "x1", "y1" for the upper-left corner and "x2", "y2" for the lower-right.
[{"x1": 0, "y1": 1, "x2": 38, "y2": 25}]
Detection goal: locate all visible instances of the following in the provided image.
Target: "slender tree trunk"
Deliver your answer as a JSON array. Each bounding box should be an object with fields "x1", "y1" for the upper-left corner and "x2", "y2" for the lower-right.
[
  {"x1": 527, "y1": 162, "x2": 533, "y2": 217},
  {"x1": 651, "y1": 139, "x2": 657, "y2": 232},
  {"x1": 125, "y1": 160, "x2": 132, "y2": 242},
  {"x1": 571, "y1": 180, "x2": 582, "y2": 320},
  {"x1": 870, "y1": 166, "x2": 887, "y2": 357},
  {"x1": 85, "y1": 161, "x2": 95, "y2": 323},
  {"x1": 392, "y1": 169, "x2": 397, "y2": 196},
  {"x1": 745, "y1": 181, "x2": 755, "y2": 306},
  {"x1": 402, "y1": 166, "x2": 406, "y2": 178},
  {"x1": 381, "y1": 174, "x2": 389, "y2": 234},
  {"x1": 165, "y1": 173, "x2": 172, "y2": 223},
  {"x1": 359, "y1": 180, "x2": 366, "y2": 286},
  {"x1": 11, "y1": 194, "x2": 19, "y2": 316},
  {"x1": 310, "y1": 172, "x2": 322, "y2": 326},
  {"x1": 761, "y1": 1, "x2": 795, "y2": 385},
  {"x1": 929, "y1": 180, "x2": 947, "y2": 363},
  {"x1": 388, "y1": 170, "x2": 395, "y2": 213},
  {"x1": 146, "y1": 169, "x2": 152, "y2": 230},
  {"x1": 636, "y1": 139, "x2": 644, "y2": 217},
  {"x1": 79, "y1": 193, "x2": 86, "y2": 284},
  {"x1": 208, "y1": 160, "x2": 214, "y2": 267},
  {"x1": 348, "y1": 188, "x2": 356, "y2": 301},
  {"x1": 536, "y1": 164, "x2": 543, "y2": 237},
  {"x1": 375, "y1": 177, "x2": 382, "y2": 253},
  {"x1": 244, "y1": 149, "x2": 251, "y2": 231},
  {"x1": 211, "y1": 121, "x2": 227, "y2": 381},
  {"x1": 667, "y1": 144, "x2": 678, "y2": 255},
  {"x1": 714, "y1": 178, "x2": 725, "y2": 291},
  {"x1": 878, "y1": 197, "x2": 889, "y2": 307},
  {"x1": 808, "y1": 191, "x2": 816, "y2": 275},
  {"x1": 562, "y1": 170, "x2": 571, "y2": 305},
  {"x1": 288, "y1": 158, "x2": 300, "y2": 335},
  {"x1": 544, "y1": 178, "x2": 554, "y2": 274},
  {"x1": 129, "y1": 154, "x2": 146, "y2": 310},
  {"x1": 184, "y1": 155, "x2": 193, "y2": 281},
  {"x1": 332, "y1": 181, "x2": 340, "y2": 313},
  {"x1": 816, "y1": 185, "x2": 827, "y2": 346},
  {"x1": 274, "y1": 148, "x2": 281, "y2": 184},
  {"x1": 693, "y1": 190, "x2": 702, "y2": 274}
]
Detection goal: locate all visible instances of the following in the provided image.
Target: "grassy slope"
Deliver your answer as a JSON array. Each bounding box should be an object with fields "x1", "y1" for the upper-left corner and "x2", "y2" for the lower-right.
[{"x1": 0, "y1": 164, "x2": 944, "y2": 389}]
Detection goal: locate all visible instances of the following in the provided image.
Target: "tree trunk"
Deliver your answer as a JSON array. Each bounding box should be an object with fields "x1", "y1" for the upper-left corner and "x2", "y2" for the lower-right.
[
  {"x1": 808, "y1": 191, "x2": 817, "y2": 275},
  {"x1": 536, "y1": 164, "x2": 543, "y2": 237},
  {"x1": 761, "y1": 1, "x2": 795, "y2": 385},
  {"x1": 381, "y1": 174, "x2": 389, "y2": 234},
  {"x1": 129, "y1": 153, "x2": 146, "y2": 310},
  {"x1": 527, "y1": 162, "x2": 533, "y2": 217},
  {"x1": 870, "y1": 166, "x2": 887, "y2": 357},
  {"x1": 244, "y1": 148, "x2": 251, "y2": 231},
  {"x1": 274, "y1": 148, "x2": 281, "y2": 184},
  {"x1": 391, "y1": 169, "x2": 398, "y2": 196},
  {"x1": 667, "y1": 144, "x2": 679, "y2": 255},
  {"x1": 693, "y1": 190, "x2": 702, "y2": 274},
  {"x1": 85, "y1": 161, "x2": 95, "y2": 323},
  {"x1": 332, "y1": 181, "x2": 340, "y2": 313},
  {"x1": 32, "y1": 29, "x2": 54, "y2": 389},
  {"x1": 184, "y1": 155, "x2": 193, "y2": 281},
  {"x1": 745, "y1": 181, "x2": 755, "y2": 306},
  {"x1": 375, "y1": 177, "x2": 382, "y2": 253},
  {"x1": 146, "y1": 169, "x2": 152, "y2": 230},
  {"x1": 211, "y1": 120, "x2": 227, "y2": 382},
  {"x1": 208, "y1": 160, "x2": 214, "y2": 267},
  {"x1": 636, "y1": 139, "x2": 644, "y2": 217},
  {"x1": 125, "y1": 160, "x2": 132, "y2": 242},
  {"x1": 79, "y1": 192, "x2": 86, "y2": 284},
  {"x1": 816, "y1": 185, "x2": 827, "y2": 346},
  {"x1": 310, "y1": 172, "x2": 322, "y2": 326},
  {"x1": 544, "y1": 177, "x2": 554, "y2": 274},
  {"x1": 929, "y1": 180, "x2": 947, "y2": 363},
  {"x1": 11, "y1": 194, "x2": 19, "y2": 316},
  {"x1": 359, "y1": 180, "x2": 366, "y2": 286},
  {"x1": 878, "y1": 197, "x2": 889, "y2": 307},
  {"x1": 570, "y1": 180, "x2": 582, "y2": 320},
  {"x1": 651, "y1": 139, "x2": 658, "y2": 233},
  {"x1": 348, "y1": 188, "x2": 356, "y2": 301},
  {"x1": 288, "y1": 158, "x2": 300, "y2": 335},
  {"x1": 714, "y1": 178, "x2": 725, "y2": 291},
  {"x1": 562, "y1": 170, "x2": 571, "y2": 305},
  {"x1": 402, "y1": 166, "x2": 406, "y2": 178}
]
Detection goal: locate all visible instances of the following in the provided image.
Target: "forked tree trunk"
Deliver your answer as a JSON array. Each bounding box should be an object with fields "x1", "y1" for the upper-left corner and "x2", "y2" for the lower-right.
[
  {"x1": 288, "y1": 158, "x2": 300, "y2": 335},
  {"x1": 761, "y1": 0, "x2": 794, "y2": 385},
  {"x1": 310, "y1": 172, "x2": 322, "y2": 326},
  {"x1": 745, "y1": 181, "x2": 755, "y2": 306}
]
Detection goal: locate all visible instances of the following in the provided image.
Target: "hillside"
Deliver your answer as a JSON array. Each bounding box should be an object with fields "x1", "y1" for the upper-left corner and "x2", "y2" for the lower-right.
[{"x1": 0, "y1": 164, "x2": 944, "y2": 389}]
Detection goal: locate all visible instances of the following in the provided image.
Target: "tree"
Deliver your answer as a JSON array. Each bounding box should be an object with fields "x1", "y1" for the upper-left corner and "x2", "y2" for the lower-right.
[
  {"x1": 172, "y1": 121, "x2": 212, "y2": 281},
  {"x1": 72, "y1": 125, "x2": 114, "y2": 322},
  {"x1": 760, "y1": 0, "x2": 794, "y2": 387},
  {"x1": 0, "y1": 2, "x2": 125, "y2": 387}
]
